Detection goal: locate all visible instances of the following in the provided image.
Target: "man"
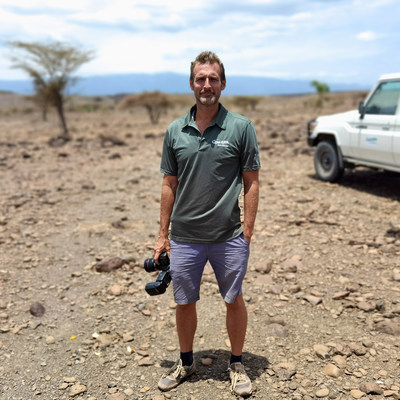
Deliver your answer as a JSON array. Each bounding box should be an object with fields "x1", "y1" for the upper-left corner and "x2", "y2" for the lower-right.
[{"x1": 153, "y1": 51, "x2": 260, "y2": 397}]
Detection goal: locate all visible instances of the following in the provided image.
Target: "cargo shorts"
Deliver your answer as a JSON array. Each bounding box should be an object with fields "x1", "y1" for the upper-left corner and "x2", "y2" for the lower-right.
[{"x1": 169, "y1": 234, "x2": 250, "y2": 305}]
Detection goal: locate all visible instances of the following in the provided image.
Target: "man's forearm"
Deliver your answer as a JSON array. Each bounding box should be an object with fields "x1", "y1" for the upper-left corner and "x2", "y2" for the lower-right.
[
  {"x1": 242, "y1": 170, "x2": 259, "y2": 242},
  {"x1": 159, "y1": 180, "x2": 176, "y2": 237},
  {"x1": 154, "y1": 175, "x2": 178, "y2": 259}
]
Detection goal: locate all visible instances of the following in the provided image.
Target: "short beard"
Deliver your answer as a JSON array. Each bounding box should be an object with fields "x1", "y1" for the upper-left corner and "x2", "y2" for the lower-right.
[{"x1": 199, "y1": 95, "x2": 217, "y2": 105}]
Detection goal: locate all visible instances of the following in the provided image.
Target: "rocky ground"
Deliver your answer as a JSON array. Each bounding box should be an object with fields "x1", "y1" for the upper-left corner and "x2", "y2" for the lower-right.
[{"x1": 0, "y1": 92, "x2": 399, "y2": 400}]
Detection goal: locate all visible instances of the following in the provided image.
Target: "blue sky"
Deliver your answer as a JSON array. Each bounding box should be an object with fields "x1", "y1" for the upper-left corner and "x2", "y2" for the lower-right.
[{"x1": 0, "y1": 0, "x2": 399, "y2": 86}]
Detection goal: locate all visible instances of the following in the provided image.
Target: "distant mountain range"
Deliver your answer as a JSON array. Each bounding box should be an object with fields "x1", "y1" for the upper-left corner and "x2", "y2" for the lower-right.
[{"x1": 0, "y1": 72, "x2": 369, "y2": 96}]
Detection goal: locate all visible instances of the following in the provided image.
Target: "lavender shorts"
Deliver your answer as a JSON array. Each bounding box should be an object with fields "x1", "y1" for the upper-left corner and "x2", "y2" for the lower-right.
[{"x1": 169, "y1": 234, "x2": 250, "y2": 305}]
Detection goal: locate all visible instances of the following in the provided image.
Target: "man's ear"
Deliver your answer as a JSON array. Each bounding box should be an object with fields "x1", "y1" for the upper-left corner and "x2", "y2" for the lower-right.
[
  {"x1": 221, "y1": 80, "x2": 226, "y2": 91},
  {"x1": 189, "y1": 78, "x2": 194, "y2": 91}
]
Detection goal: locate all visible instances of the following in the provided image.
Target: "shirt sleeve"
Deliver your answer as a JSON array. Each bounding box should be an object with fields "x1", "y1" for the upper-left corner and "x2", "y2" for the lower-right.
[
  {"x1": 160, "y1": 129, "x2": 178, "y2": 176},
  {"x1": 240, "y1": 121, "x2": 261, "y2": 171}
]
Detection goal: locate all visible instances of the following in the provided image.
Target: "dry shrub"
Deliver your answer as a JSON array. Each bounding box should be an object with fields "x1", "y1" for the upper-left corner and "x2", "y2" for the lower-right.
[
  {"x1": 118, "y1": 91, "x2": 172, "y2": 124},
  {"x1": 229, "y1": 96, "x2": 262, "y2": 111}
]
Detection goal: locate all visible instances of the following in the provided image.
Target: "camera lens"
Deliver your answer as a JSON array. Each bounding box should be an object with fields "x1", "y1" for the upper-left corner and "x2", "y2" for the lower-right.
[
  {"x1": 144, "y1": 258, "x2": 157, "y2": 272},
  {"x1": 144, "y1": 252, "x2": 170, "y2": 273}
]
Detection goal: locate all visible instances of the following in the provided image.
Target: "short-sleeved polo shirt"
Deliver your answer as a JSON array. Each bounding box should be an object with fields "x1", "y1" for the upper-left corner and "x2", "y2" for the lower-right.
[{"x1": 160, "y1": 103, "x2": 260, "y2": 244}]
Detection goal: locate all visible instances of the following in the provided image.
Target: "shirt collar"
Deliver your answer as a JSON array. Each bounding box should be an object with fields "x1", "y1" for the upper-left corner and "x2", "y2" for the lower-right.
[{"x1": 185, "y1": 103, "x2": 228, "y2": 130}]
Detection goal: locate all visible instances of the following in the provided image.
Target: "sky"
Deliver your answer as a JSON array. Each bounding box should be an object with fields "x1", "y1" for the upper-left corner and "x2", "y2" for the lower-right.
[{"x1": 0, "y1": 0, "x2": 399, "y2": 87}]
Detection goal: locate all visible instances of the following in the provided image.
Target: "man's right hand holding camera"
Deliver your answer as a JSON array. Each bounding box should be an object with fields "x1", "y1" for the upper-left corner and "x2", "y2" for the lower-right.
[{"x1": 153, "y1": 235, "x2": 170, "y2": 265}]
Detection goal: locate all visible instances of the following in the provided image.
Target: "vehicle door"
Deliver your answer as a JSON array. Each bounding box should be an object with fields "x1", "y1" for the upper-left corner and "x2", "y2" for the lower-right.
[
  {"x1": 354, "y1": 80, "x2": 400, "y2": 165},
  {"x1": 393, "y1": 110, "x2": 400, "y2": 165}
]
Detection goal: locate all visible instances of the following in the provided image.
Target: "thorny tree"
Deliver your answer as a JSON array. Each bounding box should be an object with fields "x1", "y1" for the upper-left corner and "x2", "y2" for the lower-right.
[
  {"x1": 118, "y1": 91, "x2": 172, "y2": 125},
  {"x1": 310, "y1": 80, "x2": 330, "y2": 108},
  {"x1": 8, "y1": 41, "x2": 94, "y2": 144}
]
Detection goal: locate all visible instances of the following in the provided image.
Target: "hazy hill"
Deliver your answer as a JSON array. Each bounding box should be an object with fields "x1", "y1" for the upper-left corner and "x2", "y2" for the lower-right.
[{"x1": 0, "y1": 72, "x2": 368, "y2": 96}]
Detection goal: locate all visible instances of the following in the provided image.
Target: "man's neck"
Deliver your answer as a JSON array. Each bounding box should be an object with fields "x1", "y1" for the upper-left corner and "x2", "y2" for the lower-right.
[
  {"x1": 195, "y1": 103, "x2": 219, "y2": 123},
  {"x1": 194, "y1": 102, "x2": 219, "y2": 131}
]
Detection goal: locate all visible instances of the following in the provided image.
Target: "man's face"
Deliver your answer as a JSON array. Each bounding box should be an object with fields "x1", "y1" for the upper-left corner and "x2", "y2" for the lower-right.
[{"x1": 190, "y1": 62, "x2": 226, "y2": 106}]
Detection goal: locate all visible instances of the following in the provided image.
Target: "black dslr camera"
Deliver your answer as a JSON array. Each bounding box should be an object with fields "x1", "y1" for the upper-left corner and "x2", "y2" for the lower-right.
[{"x1": 144, "y1": 252, "x2": 171, "y2": 296}]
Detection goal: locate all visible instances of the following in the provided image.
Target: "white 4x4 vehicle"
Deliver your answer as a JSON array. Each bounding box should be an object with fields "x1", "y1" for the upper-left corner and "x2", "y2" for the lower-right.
[{"x1": 307, "y1": 73, "x2": 400, "y2": 182}]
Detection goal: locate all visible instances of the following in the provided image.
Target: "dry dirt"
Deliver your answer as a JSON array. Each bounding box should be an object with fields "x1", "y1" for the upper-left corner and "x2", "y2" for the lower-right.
[{"x1": 0, "y1": 92, "x2": 400, "y2": 400}]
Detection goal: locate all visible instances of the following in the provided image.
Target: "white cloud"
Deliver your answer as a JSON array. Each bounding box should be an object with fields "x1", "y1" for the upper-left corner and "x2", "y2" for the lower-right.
[{"x1": 356, "y1": 31, "x2": 378, "y2": 41}]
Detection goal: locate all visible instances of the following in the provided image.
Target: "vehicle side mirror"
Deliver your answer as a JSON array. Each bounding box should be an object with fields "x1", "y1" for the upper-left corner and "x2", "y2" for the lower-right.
[{"x1": 358, "y1": 101, "x2": 365, "y2": 119}]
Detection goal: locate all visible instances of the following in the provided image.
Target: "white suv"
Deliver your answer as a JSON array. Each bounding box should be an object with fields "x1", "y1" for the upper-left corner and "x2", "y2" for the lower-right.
[{"x1": 307, "y1": 73, "x2": 400, "y2": 182}]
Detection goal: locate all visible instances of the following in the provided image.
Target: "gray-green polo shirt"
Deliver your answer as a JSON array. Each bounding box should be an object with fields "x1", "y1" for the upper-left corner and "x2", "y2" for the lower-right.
[{"x1": 160, "y1": 103, "x2": 260, "y2": 244}]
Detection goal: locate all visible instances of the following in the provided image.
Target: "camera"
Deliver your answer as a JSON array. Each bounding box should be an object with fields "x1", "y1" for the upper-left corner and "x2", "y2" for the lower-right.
[{"x1": 144, "y1": 252, "x2": 171, "y2": 296}]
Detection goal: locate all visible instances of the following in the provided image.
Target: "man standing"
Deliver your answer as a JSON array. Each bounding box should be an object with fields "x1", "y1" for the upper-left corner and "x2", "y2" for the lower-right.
[{"x1": 153, "y1": 51, "x2": 260, "y2": 397}]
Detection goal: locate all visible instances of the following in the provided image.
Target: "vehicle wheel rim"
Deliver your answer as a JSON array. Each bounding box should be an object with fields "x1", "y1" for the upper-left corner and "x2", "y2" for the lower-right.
[{"x1": 321, "y1": 151, "x2": 332, "y2": 171}]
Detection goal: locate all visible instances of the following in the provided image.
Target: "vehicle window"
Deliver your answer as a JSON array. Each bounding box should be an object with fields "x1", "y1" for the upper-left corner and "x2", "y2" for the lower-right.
[{"x1": 364, "y1": 81, "x2": 400, "y2": 115}]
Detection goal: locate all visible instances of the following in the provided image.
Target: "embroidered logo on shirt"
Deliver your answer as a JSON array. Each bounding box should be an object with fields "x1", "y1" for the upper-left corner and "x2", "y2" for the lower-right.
[{"x1": 212, "y1": 140, "x2": 229, "y2": 147}]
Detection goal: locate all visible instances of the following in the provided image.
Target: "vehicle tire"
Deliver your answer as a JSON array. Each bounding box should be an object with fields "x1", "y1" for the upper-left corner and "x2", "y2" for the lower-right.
[{"x1": 314, "y1": 140, "x2": 344, "y2": 182}]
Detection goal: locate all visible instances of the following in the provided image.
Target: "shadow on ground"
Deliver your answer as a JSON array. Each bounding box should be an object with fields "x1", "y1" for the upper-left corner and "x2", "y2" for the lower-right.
[
  {"x1": 309, "y1": 169, "x2": 400, "y2": 201},
  {"x1": 160, "y1": 349, "x2": 270, "y2": 383}
]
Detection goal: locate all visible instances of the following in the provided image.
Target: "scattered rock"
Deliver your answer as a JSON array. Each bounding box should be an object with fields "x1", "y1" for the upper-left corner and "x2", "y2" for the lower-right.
[
  {"x1": 48, "y1": 136, "x2": 70, "y2": 148},
  {"x1": 331, "y1": 354, "x2": 347, "y2": 369},
  {"x1": 108, "y1": 284, "x2": 123, "y2": 296},
  {"x1": 374, "y1": 320, "x2": 400, "y2": 336},
  {"x1": 282, "y1": 258, "x2": 300, "y2": 273},
  {"x1": 138, "y1": 357, "x2": 154, "y2": 366},
  {"x1": 255, "y1": 261, "x2": 272, "y2": 274},
  {"x1": 357, "y1": 301, "x2": 375, "y2": 312},
  {"x1": 315, "y1": 388, "x2": 329, "y2": 398},
  {"x1": 123, "y1": 388, "x2": 134, "y2": 396},
  {"x1": 323, "y1": 363, "x2": 342, "y2": 378},
  {"x1": 122, "y1": 332, "x2": 135, "y2": 342},
  {"x1": 313, "y1": 344, "x2": 330, "y2": 359},
  {"x1": 359, "y1": 381, "x2": 384, "y2": 395},
  {"x1": 261, "y1": 322, "x2": 289, "y2": 338},
  {"x1": 93, "y1": 257, "x2": 128, "y2": 273},
  {"x1": 100, "y1": 135, "x2": 126, "y2": 147},
  {"x1": 350, "y1": 389, "x2": 365, "y2": 399},
  {"x1": 69, "y1": 383, "x2": 87, "y2": 397},
  {"x1": 29, "y1": 302, "x2": 45, "y2": 317},
  {"x1": 273, "y1": 362, "x2": 297, "y2": 381},
  {"x1": 59, "y1": 382, "x2": 69, "y2": 390},
  {"x1": 46, "y1": 336, "x2": 56, "y2": 345},
  {"x1": 332, "y1": 291, "x2": 350, "y2": 300},
  {"x1": 303, "y1": 294, "x2": 322, "y2": 306},
  {"x1": 392, "y1": 268, "x2": 400, "y2": 281},
  {"x1": 96, "y1": 334, "x2": 115, "y2": 348},
  {"x1": 201, "y1": 357, "x2": 213, "y2": 366}
]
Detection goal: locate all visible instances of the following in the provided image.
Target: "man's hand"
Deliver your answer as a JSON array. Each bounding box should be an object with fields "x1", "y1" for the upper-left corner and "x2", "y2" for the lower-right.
[
  {"x1": 243, "y1": 229, "x2": 252, "y2": 245},
  {"x1": 153, "y1": 235, "x2": 170, "y2": 264}
]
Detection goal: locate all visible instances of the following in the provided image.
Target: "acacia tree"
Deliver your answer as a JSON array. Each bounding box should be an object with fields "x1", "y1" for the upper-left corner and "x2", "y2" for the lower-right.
[
  {"x1": 310, "y1": 80, "x2": 330, "y2": 108},
  {"x1": 118, "y1": 91, "x2": 172, "y2": 124},
  {"x1": 8, "y1": 40, "x2": 94, "y2": 143}
]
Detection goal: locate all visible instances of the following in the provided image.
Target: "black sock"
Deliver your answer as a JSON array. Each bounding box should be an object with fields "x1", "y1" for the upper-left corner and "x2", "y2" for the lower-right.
[
  {"x1": 180, "y1": 350, "x2": 193, "y2": 366},
  {"x1": 230, "y1": 353, "x2": 243, "y2": 364}
]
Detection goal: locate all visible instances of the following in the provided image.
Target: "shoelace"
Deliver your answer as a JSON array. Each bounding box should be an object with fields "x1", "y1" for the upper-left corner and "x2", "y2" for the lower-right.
[
  {"x1": 230, "y1": 369, "x2": 246, "y2": 392},
  {"x1": 172, "y1": 362, "x2": 184, "y2": 379}
]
